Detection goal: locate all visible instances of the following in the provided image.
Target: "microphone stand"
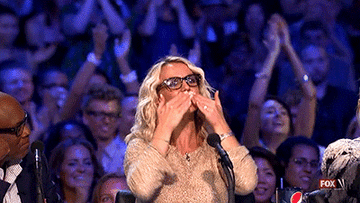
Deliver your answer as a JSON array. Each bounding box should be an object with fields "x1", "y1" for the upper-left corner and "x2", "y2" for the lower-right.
[
  {"x1": 35, "y1": 150, "x2": 45, "y2": 203},
  {"x1": 220, "y1": 159, "x2": 235, "y2": 203},
  {"x1": 35, "y1": 172, "x2": 45, "y2": 203}
]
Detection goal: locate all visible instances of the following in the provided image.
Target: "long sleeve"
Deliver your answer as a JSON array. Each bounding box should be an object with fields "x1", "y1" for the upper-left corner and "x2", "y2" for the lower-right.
[
  {"x1": 227, "y1": 146, "x2": 258, "y2": 195},
  {"x1": 124, "y1": 138, "x2": 257, "y2": 202},
  {"x1": 124, "y1": 138, "x2": 175, "y2": 201}
]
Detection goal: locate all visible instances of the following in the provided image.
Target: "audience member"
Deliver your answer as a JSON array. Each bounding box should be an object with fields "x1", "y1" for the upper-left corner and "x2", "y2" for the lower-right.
[
  {"x1": 124, "y1": 56, "x2": 257, "y2": 202},
  {"x1": 289, "y1": 0, "x2": 352, "y2": 54},
  {"x1": 0, "y1": 91, "x2": 60, "y2": 202},
  {"x1": 49, "y1": 138, "x2": 103, "y2": 203},
  {"x1": 59, "y1": 24, "x2": 138, "y2": 122},
  {"x1": 81, "y1": 84, "x2": 126, "y2": 175},
  {"x1": 131, "y1": 0, "x2": 196, "y2": 80},
  {"x1": 217, "y1": 36, "x2": 260, "y2": 137},
  {"x1": 300, "y1": 20, "x2": 353, "y2": 64},
  {"x1": 242, "y1": 14, "x2": 316, "y2": 154},
  {"x1": 57, "y1": 22, "x2": 109, "y2": 122},
  {"x1": 195, "y1": 0, "x2": 241, "y2": 68},
  {"x1": 299, "y1": 44, "x2": 357, "y2": 146},
  {"x1": 60, "y1": 0, "x2": 128, "y2": 86},
  {"x1": 238, "y1": 1, "x2": 272, "y2": 64},
  {"x1": 0, "y1": 4, "x2": 59, "y2": 73},
  {"x1": 92, "y1": 173, "x2": 131, "y2": 203},
  {"x1": 276, "y1": 136, "x2": 320, "y2": 192},
  {"x1": 33, "y1": 68, "x2": 69, "y2": 141},
  {"x1": 0, "y1": 65, "x2": 34, "y2": 112},
  {"x1": 0, "y1": 5, "x2": 29, "y2": 68},
  {"x1": 278, "y1": 19, "x2": 357, "y2": 94},
  {"x1": 214, "y1": 1, "x2": 279, "y2": 132},
  {"x1": 0, "y1": 64, "x2": 45, "y2": 142},
  {"x1": 250, "y1": 146, "x2": 284, "y2": 203},
  {"x1": 44, "y1": 119, "x2": 97, "y2": 159}
]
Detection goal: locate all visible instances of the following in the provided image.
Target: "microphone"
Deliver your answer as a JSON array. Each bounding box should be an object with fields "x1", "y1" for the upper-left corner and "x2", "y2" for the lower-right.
[
  {"x1": 31, "y1": 141, "x2": 44, "y2": 172},
  {"x1": 115, "y1": 190, "x2": 136, "y2": 203},
  {"x1": 302, "y1": 189, "x2": 326, "y2": 203},
  {"x1": 304, "y1": 189, "x2": 326, "y2": 197},
  {"x1": 207, "y1": 133, "x2": 233, "y2": 169},
  {"x1": 31, "y1": 141, "x2": 45, "y2": 203}
]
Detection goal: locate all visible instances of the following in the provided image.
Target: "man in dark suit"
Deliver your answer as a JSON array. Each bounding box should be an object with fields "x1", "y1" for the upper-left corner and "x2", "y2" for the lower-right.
[{"x1": 0, "y1": 92, "x2": 60, "y2": 203}]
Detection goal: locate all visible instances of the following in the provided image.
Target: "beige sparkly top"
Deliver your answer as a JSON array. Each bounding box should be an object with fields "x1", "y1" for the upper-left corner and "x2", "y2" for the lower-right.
[{"x1": 124, "y1": 138, "x2": 257, "y2": 202}]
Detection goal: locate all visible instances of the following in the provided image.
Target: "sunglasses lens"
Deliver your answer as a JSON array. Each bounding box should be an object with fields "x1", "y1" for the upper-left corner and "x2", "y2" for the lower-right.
[
  {"x1": 166, "y1": 78, "x2": 181, "y2": 89},
  {"x1": 186, "y1": 75, "x2": 199, "y2": 86}
]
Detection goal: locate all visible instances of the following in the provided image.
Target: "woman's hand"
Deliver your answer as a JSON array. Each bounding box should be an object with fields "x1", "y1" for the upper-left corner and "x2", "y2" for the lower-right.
[
  {"x1": 276, "y1": 14, "x2": 291, "y2": 48},
  {"x1": 192, "y1": 91, "x2": 231, "y2": 133},
  {"x1": 263, "y1": 15, "x2": 281, "y2": 56},
  {"x1": 156, "y1": 92, "x2": 194, "y2": 133}
]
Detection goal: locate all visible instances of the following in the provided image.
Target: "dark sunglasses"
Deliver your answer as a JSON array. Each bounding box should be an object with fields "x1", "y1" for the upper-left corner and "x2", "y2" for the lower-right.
[
  {"x1": 0, "y1": 112, "x2": 28, "y2": 137},
  {"x1": 157, "y1": 74, "x2": 201, "y2": 91}
]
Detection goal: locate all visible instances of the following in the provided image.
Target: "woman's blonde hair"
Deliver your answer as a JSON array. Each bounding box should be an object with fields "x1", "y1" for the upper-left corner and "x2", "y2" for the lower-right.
[{"x1": 125, "y1": 56, "x2": 214, "y2": 143}]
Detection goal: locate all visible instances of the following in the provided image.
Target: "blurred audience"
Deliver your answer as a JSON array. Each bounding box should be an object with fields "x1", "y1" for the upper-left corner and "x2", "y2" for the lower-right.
[
  {"x1": 44, "y1": 120, "x2": 97, "y2": 159},
  {"x1": 0, "y1": 5, "x2": 28, "y2": 68},
  {"x1": 195, "y1": 0, "x2": 241, "y2": 68},
  {"x1": 0, "y1": 64, "x2": 47, "y2": 142},
  {"x1": 289, "y1": 0, "x2": 353, "y2": 56},
  {"x1": 33, "y1": 68, "x2": 69, "y2": 139},
  {"x1": 299, "y1": 44, "x2": 357, "y2": 146},
  {"x1": 60, "y1": 0, "x2": 129, "y2": 87},
  {"x1": 279, "y1": 19, "x2": 357, "y2": 94},
  {"x1": 241, "y1": 14, "x2": 316, "y2": 154},
  {"x1": 131, "y1": 0, "x2": 196, "y2": 80}
]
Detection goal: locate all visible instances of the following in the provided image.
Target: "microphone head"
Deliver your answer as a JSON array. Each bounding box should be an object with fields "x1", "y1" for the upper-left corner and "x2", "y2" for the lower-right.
[
  {"x1": 207, "y1": 133, "x2": 221, "y2": 148},
  {"x1": 31, "y1": 140, "x2": 44, "y2": 153},
  {"x1": 115, "y1": 190, "x2": 135, "y2": 203}
]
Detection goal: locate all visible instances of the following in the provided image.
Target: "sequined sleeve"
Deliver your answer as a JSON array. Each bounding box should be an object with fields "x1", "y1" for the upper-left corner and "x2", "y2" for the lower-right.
[
  {"x1": 227, "y1": 146, "x2": 258, "y2": 195},
  {"x1": 124, "y1": 138, "x2": 175, "y2": 201}
]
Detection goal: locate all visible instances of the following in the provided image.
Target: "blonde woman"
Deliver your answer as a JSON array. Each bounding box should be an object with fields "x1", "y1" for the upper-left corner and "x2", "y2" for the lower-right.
[{"x1": 124, "y1": 56, "x2": 257, "y2": 202}]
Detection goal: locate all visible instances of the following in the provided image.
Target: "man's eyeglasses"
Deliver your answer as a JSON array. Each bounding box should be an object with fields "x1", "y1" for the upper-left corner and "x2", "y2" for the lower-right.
[
  {"x1": 85, "y1": 111, "x2": 121, "y2": 121},
  {"x1": 0, "y1": 112, "x2": 28, "y2": 137},
  {"x1": 291, "y1": 158, "x2": 319, "y2": 169},
  {"x1": 157, "y1": 74, "x2": 201, "y2": 91}
]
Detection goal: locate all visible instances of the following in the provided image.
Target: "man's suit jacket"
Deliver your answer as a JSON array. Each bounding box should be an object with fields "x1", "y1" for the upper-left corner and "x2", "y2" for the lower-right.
[{"x1": 0, "y1": 151, "x2": 61, "y2": 203}]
